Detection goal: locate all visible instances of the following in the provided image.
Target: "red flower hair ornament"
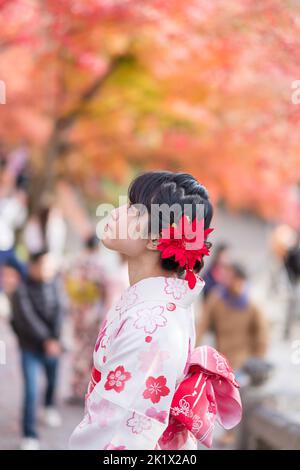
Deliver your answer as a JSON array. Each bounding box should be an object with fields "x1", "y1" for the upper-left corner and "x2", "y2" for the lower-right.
[{"x1": 157, "y1": 215, "x2": 214, "y2": 289}]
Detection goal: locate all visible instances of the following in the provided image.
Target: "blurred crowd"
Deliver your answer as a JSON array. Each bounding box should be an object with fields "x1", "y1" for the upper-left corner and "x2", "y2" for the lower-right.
[
  {"x1": 0, "y1": 146, "x2": 128, "y2": 450},
  {"x1": 1, "y1": 147, "x2": 300, "y2": 450}
]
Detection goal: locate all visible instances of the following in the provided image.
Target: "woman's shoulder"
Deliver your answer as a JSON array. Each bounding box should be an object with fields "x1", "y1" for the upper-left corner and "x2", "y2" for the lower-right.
[{"x1": 119, "y1": 298, "x2": 191, "y2": 347}]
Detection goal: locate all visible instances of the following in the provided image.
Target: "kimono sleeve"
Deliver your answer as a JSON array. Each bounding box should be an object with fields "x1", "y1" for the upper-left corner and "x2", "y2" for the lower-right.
[{"x1": 69, "y1": 302, "x2": 187, "y2": 450}]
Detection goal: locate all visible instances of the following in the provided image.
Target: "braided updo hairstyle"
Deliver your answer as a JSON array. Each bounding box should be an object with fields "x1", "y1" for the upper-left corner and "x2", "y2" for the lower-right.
[{"x1": 128, "y1": 171, "x2": 213, "y2": 276}]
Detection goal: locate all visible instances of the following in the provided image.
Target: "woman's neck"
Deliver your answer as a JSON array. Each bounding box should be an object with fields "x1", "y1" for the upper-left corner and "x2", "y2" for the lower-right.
[{"x1": 127, "y1": 254, "x2": 176, "y2": 286}]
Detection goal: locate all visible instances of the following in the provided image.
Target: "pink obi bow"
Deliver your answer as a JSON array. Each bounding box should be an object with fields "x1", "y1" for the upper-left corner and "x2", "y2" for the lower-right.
[{"x1": 161, "y1": 346, "x2": 242, "y2": 448}]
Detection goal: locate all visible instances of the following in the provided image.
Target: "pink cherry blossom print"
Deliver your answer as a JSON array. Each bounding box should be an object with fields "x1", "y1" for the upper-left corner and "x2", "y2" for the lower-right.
[
  {"x1": 80, "y1": 397, "x2": 117, "y2": 429},
  {"x1": 95, "y1": 320, "x2": 107, "y2": 352},
  {"x1": 146, "y1": 407, "x2": 168, "y2": 424},
  {"x1": 95, "y1": 320, "x2": 120, "y2": 357},
  {"x1": 138, "y1": 341, "x2": 170, "y2": 375},
  {"x1": 89, "y1": 399, "x2": 117, "y2": 427},
  {"x1": 127, "y1": 412, "x2": 152, "y2": 434},
  {"x1": 164, "y1": 277, "x2": 188, "y2": 300},
  {"x1": 143, "y1": 376, "x2": 170, "y2": 404},
  {"x1": 115, "y1": 286, "x2": 138, "y2": 316},
  {"x1": 133, "y1": 306, "x2": 167, "y2": 334},
  {"x1": 104, "y1": 365, "x2": 131, "y2": 393},
  {"x1": 100, "y1": 322, "x2": 116, "y2": 350},
  {"x1": 104, "y1": 443, "x2": 127, "y2": 450}
]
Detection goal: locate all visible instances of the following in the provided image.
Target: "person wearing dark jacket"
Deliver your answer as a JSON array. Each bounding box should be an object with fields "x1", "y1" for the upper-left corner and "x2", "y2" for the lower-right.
[{"x1": 11, "y1": 250, "x2": 65, "y2": 450}]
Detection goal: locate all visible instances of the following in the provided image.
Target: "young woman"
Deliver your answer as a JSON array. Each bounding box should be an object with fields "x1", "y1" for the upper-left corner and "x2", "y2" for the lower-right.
[{"x1": 69, "y1": 171, "x2": 240, "y2": 450}]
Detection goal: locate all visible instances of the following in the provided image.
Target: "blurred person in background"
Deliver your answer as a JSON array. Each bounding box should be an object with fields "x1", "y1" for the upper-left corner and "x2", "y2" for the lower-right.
[
  {"x1": 23, "y1": 195, "x2": 67, "y2": 266},
  {"x1": 196, "y1": 262, "x2": 269, "y2": 447},
  {"x1": 65, "y1": 235, "x2": 115, "y2": 404},
  {"x1": 0, "y1": 258, "x2": 23, "y2": 320},
  {"x1": 196, "y1": 263, "x2": 269, "y2": 371},
  {"x1": 256, "y1": 224, "x2": 299, "y2": 340},
  {"x1": 0, "y1": 158, "x2": 28, "y2": 284},
  {"x1": 10, "y1": 250, "x2": 66, "y2": 450},
  {"x1": 278, "y1": 227, "x2": 300, "y2": 339},
  {"x1": 202, "y1": 242, "x2": 231, "y2": 300}
]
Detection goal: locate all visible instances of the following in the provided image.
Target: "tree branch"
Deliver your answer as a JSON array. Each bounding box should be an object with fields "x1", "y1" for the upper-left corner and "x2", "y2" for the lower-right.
[{"x1": 55, "y1": 54, "x2": 127, "y2": 132}]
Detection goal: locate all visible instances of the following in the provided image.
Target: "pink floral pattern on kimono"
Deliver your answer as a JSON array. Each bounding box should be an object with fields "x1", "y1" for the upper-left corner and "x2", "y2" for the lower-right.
[
  {"x1": 143, "y1": 376, "x2": 170, "y2": 403},
  {"x1": 115, "y1": 285, "x2": 138, "y2": 317},
  {"x1": 138, "y1": 341, "x2": 170, "y2": 374},
  {"x1": 146, "y1": 407, "x2": 168, "y2": 424},
  {"x1": 133, "y1": 306, "x2": 167, "y2": 334},
  {"x1": 69, "y1": 276, "x2": 206, "y2": 450},
  {"x1": 164, "y1": 277, "x2": 188, "y2": 300},
  {"x1": 95, "y1": 320, "x2": 120, "y2": 354},
  {"x1": 104, "y1": 365, "x2": 131, "y2": 392},
  {"x1": 127, "y1": 412, "x2": 152, "y2": 434},
  {"x1": 94, "y1": 320, "x2": 107, "y2": 352},
  {"x1": 80, "y1": 397, "x2": 117, "y2": 429}
]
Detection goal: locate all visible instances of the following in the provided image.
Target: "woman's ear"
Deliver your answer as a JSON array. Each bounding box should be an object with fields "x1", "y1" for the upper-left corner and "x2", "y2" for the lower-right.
[{"x1": 146, "y1": 236, "x2": 159, "y2": 251}]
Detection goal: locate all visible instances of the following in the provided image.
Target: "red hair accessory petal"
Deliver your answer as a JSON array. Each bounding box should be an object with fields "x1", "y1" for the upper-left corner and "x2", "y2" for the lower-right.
[{"x1": 157, "y1": 215, "x2": 214, "y2": 289}]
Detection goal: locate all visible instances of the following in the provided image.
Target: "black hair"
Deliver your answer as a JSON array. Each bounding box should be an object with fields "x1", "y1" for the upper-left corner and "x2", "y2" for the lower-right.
[
  {"x1": 128, "y1": 171, "x2": 213, "y2": 275},
  {"x1": 29, "y1": 249, "x2": 49, "y2": 264},
  {"x1": 230, "y1": 263, "x2": 247, "y2": 280},
  {"x1": 85, "y1": 235, "x2": 99, "y2": 250},
  {"x1": 16, "y1": 172, "x2": 29, "y2": 191}
]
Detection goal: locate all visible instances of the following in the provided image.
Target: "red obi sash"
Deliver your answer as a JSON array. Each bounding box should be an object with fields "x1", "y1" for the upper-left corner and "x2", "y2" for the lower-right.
[{"x1": 162, "y1": 346, "x2": 242, "y2": 448}]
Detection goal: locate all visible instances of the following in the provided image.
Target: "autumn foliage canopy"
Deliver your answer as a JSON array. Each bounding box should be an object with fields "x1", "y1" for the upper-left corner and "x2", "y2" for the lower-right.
[{"x1": 1, "y1": 0, "x2": 300, "y2": 224}]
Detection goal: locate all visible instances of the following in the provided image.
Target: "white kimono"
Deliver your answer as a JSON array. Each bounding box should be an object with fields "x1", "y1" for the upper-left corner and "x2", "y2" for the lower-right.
[{"x1": 69, "y1": 275, "x2": 205, "y2": 450}]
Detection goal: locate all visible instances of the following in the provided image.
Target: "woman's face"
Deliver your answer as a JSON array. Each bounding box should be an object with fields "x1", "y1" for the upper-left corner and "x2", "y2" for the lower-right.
[{"x1": 102, "y1": 203, "x2": 150, "y2": 257}]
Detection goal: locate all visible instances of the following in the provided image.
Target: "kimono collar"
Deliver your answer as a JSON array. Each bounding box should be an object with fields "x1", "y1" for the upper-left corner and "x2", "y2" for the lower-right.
[{"x1": 127, "y1": 275, "x2": 205, "y2": 309}]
